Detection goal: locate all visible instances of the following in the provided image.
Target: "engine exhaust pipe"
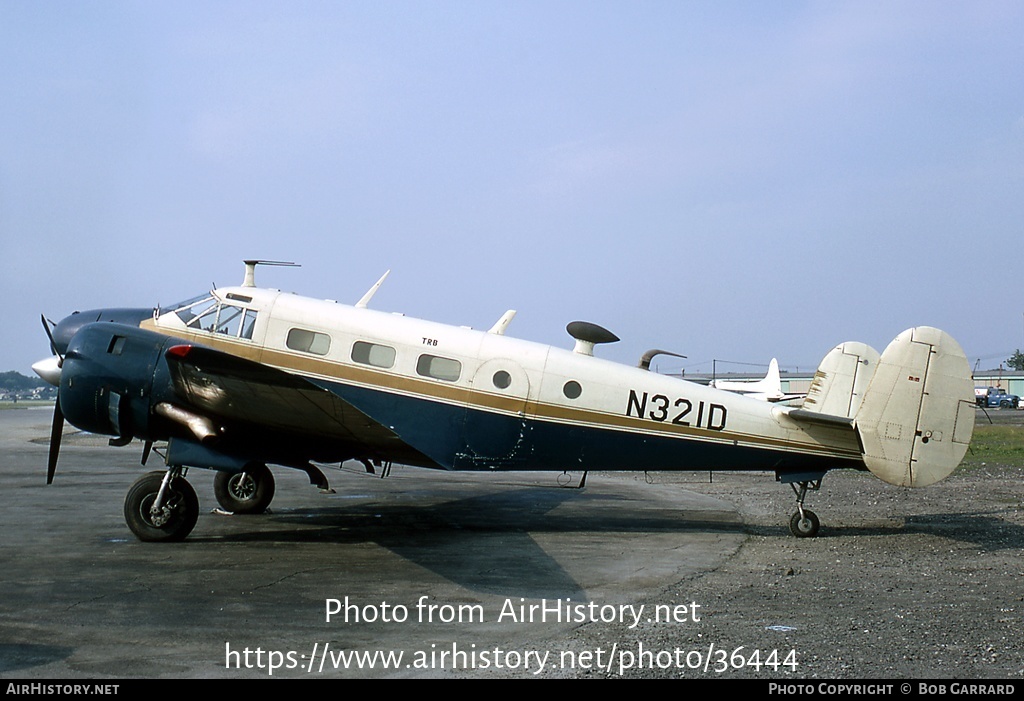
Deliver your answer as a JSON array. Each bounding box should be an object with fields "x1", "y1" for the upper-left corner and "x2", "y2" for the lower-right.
[{"x1": 155, "y1": 403, "x2": 220, "y2": 443}]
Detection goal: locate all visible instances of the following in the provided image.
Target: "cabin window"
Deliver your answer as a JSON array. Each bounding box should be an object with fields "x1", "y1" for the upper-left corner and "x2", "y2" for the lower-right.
[
  {"x1": 287, "y1": 328, "x2": 331, "y2": 355},
  {"x1": 417, "y1": 354, "x2": 462, "y2": 382},
  {"x1": 352, "y1": 341, "x2": 396, "y2": 369},
  {"x1": 492, "y1": 370, "x2": 512, "y2": 389},
  {"x1": 563, "y1": 381, "x2": 582, "y2": 399}
]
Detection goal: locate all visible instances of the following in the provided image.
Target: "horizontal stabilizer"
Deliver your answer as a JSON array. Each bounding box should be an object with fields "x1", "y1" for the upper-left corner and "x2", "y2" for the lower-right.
[{"x1": 785, "y1": 408, "x2": 855, "y2": 429}]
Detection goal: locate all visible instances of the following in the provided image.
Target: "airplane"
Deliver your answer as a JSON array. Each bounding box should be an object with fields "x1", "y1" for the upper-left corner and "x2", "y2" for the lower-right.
[
  {"x1": 32, "y1": 260, "x2": 976, "y2": 542},
  {"x1": 708, "y1": 358, "x2": 804, "y2": 403}
]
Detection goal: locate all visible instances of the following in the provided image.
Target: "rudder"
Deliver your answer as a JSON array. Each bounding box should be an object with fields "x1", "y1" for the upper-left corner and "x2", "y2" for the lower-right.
[{"x1": 854, "y1": 327, "x2": 975, "y2": 487}]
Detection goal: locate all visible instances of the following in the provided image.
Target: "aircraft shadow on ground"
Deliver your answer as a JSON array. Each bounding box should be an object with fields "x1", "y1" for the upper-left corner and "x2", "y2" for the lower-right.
[
  {"x1": 903, "y1": 510, "x2": 1024, "y2": 550},
  {"x1": 743, "y1": 509, "x2": 1024, "y2": 547},
  {"x1": 189, "y1": 485, "x2": 744, "y2": 598},
  {"x1": 0, "y1": 644, "x2": 74, "y2": 673}
]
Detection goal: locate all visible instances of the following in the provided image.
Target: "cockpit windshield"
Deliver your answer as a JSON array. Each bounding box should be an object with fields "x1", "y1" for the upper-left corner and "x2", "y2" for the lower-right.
[
  {"x1": 159, "y1": 294, "x2": 212, "y2": 320},
  {"x1": 159, "y1": 294, "x2": 258, "y2": 340}
]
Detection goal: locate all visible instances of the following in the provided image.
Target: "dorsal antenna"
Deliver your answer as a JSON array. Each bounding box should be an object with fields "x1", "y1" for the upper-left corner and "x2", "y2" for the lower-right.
[
  {"x1": 488, "y1": 310, "x2": 517, "y2": 335},
  {"x1": 356, "y1": 270, "x2": 391, "y2": 309}
]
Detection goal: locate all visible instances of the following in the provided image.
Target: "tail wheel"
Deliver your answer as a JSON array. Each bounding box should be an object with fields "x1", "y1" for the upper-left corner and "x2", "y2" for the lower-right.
[
  {"x1": 214, "y1": 463, "x2": 275, "y2": 514},
  {"x1": 124, "y1": 470, "x2": 199, "y2": 542},
  {"x1": 789, "y1": 510, "x2": 820, "y2": 538}
]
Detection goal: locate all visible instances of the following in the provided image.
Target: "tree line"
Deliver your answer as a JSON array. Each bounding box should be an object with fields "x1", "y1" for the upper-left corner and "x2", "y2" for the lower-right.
[{"x1": 0, "y1": 371, "x2": 47, "y2": 391}]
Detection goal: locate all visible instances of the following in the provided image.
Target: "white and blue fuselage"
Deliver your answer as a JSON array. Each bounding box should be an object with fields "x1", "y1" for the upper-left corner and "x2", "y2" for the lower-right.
[{"x1": 142, "y1": 282, "x2": 864, "y2": 477}]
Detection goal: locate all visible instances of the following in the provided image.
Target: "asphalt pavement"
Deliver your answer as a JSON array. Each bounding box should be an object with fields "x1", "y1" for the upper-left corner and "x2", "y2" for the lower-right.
[{"x1": 0, "y1": 407, "x2": 744, "y2": 678}]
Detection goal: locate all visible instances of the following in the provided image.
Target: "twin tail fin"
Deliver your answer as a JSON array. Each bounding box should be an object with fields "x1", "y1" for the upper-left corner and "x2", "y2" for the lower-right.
[{"x1": 795, "y1": 327, "x2": 975, "y2": 487}]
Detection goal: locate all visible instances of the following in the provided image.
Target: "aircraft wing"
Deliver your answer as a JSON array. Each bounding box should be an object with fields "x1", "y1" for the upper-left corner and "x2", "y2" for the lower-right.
[{"x1": 163, "y1": 344, "x2": 429, "y2": 464}]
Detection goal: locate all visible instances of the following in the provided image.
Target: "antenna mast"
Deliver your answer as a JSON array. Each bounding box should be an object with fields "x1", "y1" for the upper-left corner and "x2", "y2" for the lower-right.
[{"x1": 242, "y1": 260, "x2": 299, "y2": 287}]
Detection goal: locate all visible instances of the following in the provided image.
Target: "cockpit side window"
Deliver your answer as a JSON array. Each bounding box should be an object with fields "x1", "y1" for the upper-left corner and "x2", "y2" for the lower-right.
[
  {"x1": 186, "y1": 300, "x2": 220, "y2": 332},
  {"x1": 241, "y1": 309, "x2": 258, "y2": 339},
  {"x1": 214, "y1": 305, "x2": 245, "y2": 336}
]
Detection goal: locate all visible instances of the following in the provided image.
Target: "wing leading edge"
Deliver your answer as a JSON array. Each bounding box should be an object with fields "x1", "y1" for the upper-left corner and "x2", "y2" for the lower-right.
[{"x1": 163, "y1": 344, "x2": 437, "y2": 467}]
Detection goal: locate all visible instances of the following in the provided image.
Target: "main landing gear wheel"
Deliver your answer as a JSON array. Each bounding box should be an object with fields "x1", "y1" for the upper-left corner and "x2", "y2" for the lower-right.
[
  {"x1": 789, "y1": 509, "x2": 820, "y2": 538},
  {"x1": 124, "y1": 470, "x2": 199, "y2": 542},
  {"x1": 214, "y1": 463, "x2": 275, "y2": 514}
]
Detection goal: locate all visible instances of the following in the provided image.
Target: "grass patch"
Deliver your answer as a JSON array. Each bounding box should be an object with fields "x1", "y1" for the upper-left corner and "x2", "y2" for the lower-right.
[
  {"x1": 0, "y1": 399, "x2": 55, "y2": 410},
  {"x1": 960, "y1": 424, "x2": 1024, "y2": 468}
]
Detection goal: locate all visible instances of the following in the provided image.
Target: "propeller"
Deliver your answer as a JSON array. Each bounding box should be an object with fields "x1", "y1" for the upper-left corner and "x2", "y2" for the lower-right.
[
  {"x1": 39, "y1": 314, "x2": 64, "y2": 484},
  {"x1": 40, "y1": 315, "x2": 63, "y2": 363},
  {"x1": 47, "y1": 396, "x2": 64, "y2": 485}
]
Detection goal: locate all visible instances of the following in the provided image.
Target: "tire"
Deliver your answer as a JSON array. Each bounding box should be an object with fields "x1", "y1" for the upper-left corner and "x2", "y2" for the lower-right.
[
  {"x1": 1000, "y1": 400, "x2": 1012, "y2": 408},
  {"x1": 124, "y1": 471, "x2": 199, "y2": 542},
  {"x1": 789, "y1": 509, "x2": 820, "y2": 538},
  {"x1": 213, "y1": 463, "x2": 275, "y2": 514}
]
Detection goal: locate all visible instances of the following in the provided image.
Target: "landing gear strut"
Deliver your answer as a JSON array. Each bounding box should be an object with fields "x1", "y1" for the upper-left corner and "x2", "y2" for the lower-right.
[
  {"x1": 787, "y1": 478, "x2": 821, "y2": 538},
  {"x1": 124, "y1": 468, "x2": 199, "y2": 542}
]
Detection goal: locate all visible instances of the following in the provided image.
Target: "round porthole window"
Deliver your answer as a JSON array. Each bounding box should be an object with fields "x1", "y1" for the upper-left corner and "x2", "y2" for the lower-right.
[
  {"x1": 493, "y1": 370, "x2": 512, "y2": 389},
  {"x1": 563, "y1": 380, "x2": 582, "y2": 399}
]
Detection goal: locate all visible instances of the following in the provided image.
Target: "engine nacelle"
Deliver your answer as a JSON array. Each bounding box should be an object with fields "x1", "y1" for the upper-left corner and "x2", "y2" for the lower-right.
[{"x1": 60, "y1": 323, "x2": 177, "y2": 441}]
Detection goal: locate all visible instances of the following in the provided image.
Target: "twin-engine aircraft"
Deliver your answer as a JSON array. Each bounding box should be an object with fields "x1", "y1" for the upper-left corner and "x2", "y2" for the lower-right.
[{"x1": 33, "y1": 261, "x2": 976, "y2": 542}]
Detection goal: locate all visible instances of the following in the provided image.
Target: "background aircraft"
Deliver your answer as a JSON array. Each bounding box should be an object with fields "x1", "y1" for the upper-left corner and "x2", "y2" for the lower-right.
[{"x1": 708, "y1": 358, "x2": 805, "y2": 403}]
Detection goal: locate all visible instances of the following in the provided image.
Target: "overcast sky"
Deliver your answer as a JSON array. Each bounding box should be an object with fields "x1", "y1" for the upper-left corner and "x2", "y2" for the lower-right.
[{"x1": 2, "y1": 1, "x2": 1022, "y2": 377}]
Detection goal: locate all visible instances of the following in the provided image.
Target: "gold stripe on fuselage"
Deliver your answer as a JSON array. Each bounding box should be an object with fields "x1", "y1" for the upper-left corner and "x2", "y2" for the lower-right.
[{"x1": 141, "y1": 321, "x2": 862, "y2": 461}]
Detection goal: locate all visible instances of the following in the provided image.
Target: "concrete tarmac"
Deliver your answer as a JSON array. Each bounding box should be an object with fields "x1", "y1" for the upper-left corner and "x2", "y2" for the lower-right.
[{"x1": 0, "y1": 408, "x2": 744, "y2": 678}]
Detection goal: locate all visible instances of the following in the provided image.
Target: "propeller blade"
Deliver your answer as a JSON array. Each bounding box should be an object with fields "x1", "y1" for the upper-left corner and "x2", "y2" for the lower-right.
[
  {"x1": 40, "y1": 314, "x2": 63, "y2": 362},
  {"x1": 47, "y1": 396, "x2": 64, "y2": 485}
]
